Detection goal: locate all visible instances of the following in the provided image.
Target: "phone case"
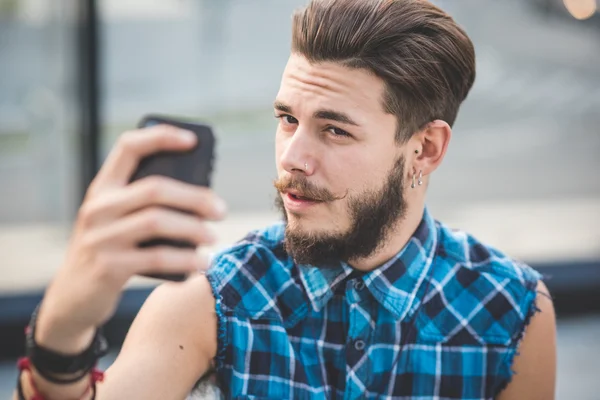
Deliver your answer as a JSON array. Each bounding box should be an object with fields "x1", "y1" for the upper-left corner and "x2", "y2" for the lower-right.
[{"x1": 131, "y1": 114, "x2": 216, "y2": 282}]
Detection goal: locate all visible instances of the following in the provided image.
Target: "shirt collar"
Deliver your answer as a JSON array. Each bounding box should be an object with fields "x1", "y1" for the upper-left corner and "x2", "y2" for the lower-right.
[{"x1": 298, "y1": 207, "x2": 438, "y2": 320}]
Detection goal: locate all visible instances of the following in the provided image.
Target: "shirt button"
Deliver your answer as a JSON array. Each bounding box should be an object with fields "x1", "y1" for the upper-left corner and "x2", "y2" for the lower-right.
[
  {"x1": 354, "y1": 339, "x2": 366, "y2": 351},
  {"x1": 354, "y1": 281, "x2": 365, "y2": 291}
]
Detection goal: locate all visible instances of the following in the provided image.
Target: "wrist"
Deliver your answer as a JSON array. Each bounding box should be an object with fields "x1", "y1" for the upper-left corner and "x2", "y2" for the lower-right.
[
  {"x1": 18, "y1": 359, "x2": 100, "y2": 400},
  {"x1": 25, "y1": 302, "x2": 108, "y2": 385},
  {"x1": 34, "y1": 303, "x2": 96, "y2": 355}
]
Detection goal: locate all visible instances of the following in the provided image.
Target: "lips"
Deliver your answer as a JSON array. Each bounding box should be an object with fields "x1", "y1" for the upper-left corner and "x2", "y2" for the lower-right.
[
  {"x1": 282, "y1": 190, "x2": 323, "y2": 213},
  {"x1": 286, "y1": 189, "x2": 319, "y2": 202},
  {"x1": 289, "y1": 193, "x2": 313, "y2": 201}
]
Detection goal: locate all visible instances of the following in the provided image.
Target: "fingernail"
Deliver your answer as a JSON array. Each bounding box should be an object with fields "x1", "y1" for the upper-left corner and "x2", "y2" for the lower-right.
[
  {"x1": 214, "y1": 198, "x2": 228, "y2": 217},
  {"x1": 178, "y1": 129, "x2": 196, "y2": 143},
  {"x1": 196, "y1": 247, "x2": 211, "y2": 272}
]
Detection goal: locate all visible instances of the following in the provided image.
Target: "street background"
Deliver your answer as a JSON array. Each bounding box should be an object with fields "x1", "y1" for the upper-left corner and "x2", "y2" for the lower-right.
[{"x1": 0, "y1": 0, "x2": 599, "y2": 398}]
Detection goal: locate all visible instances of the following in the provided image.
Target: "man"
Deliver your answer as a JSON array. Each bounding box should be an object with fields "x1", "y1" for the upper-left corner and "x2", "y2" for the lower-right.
[{"x1": 15, "y1": 0, "x2": 556, "y2": 399}]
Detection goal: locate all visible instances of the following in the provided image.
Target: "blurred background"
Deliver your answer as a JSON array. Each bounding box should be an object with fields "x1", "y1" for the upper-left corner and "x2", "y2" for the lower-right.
[{"x1": 0, "y1": 0, "x2": 599, "y2": 398}]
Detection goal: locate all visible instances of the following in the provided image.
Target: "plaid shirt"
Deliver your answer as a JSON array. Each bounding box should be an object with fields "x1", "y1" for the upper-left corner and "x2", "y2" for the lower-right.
[{"x1": 206, "y1": 208, "x2": 541, "y2": 399}]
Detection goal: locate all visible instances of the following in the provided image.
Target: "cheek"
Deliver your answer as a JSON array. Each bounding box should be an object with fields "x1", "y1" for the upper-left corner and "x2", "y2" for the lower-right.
[
  {"x1": 329, "y1": 153, "x2": 375, "y2": 189},
  {"x1": 339, "y1": 159, "x2": 393, "y2": 200},
  {"x1": 275, "y1": 130, "x2": 286, "y2": 170}
]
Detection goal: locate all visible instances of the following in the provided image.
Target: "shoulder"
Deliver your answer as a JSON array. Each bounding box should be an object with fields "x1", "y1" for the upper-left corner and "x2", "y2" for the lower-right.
[
  {"x1": 102, "y1": 275, "x2": 217, "y2": 398},
  {"x1": 497, "y1": 280, "x2": 556, "y2": 399},
  {"x1": 417, "y1": 220, "x2": 543, "y2": 346},
  {"x1": 206, "y1": 222, "x2": 308, "y2": 323},
  {"x1": 435, "y1": 220, "x2": 541, "y2": 288}
]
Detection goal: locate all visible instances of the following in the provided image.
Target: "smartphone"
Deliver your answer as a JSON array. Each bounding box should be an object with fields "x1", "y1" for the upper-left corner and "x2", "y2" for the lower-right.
[{"x1": 130, "y1": 114, "x2": 216, "y2": 281}]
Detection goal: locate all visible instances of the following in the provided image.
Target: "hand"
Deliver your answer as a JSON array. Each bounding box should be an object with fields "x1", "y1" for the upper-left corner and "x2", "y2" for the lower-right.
[{"x1": 34, "y1": 124, "x2": 227, "y2": 354}]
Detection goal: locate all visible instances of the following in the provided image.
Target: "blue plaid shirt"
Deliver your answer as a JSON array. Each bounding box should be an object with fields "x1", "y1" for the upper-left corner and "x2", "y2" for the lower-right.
[{"x1": 206, "y1": 208, "x2": 541, "y2": 399}]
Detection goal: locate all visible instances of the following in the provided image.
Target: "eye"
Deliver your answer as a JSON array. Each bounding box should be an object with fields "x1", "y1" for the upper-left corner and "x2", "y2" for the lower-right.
[
  {"x1": 275, "y1": 114, "x2": 298, "y2": 125},
  {"x1": 327, "y1": 126, "x2": 352, "y2": 138}
]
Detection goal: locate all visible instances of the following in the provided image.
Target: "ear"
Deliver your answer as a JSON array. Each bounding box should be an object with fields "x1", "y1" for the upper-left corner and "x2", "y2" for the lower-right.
[{"x1": 407, "y1": 120, "x2": 452, "y2": 177}]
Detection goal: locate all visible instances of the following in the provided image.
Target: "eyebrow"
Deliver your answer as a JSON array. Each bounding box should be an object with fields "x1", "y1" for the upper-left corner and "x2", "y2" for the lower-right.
[
  {"x1": 274, "y1": 101, "x2": 292, "y2": 114},
  {"x1": 273, "y1": 101, "x2": 359, "y2": 126}
]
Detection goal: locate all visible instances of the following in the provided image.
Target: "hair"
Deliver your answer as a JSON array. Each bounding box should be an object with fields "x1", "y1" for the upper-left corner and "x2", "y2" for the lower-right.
[{"x1": 291, "y1": 0, "x2": 476, "y2": 143}]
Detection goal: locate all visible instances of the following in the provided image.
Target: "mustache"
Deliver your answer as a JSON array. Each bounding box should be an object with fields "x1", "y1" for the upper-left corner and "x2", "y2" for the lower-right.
[{"x1": 273, "y1": 175, "x2": 347, "y2": 202}]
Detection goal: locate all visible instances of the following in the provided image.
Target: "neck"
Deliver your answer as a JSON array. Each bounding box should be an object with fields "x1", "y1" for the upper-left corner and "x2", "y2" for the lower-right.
[{"x1": 348, "y1": 202, "x2": 425, "y2": 272}]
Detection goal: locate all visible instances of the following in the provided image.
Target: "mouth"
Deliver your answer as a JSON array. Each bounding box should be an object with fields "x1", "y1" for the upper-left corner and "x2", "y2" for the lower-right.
[
  {"x1": 285, "y1": 190, "x2": 321, "y2": 202},
  {"x1": 282, "y1": 190, "x2": 324, "y2": 212}
]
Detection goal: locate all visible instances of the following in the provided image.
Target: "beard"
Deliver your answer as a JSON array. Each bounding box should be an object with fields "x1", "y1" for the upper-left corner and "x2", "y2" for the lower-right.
[{"x1": 274, "y1": 155, "x2": 408, "y2": 267}]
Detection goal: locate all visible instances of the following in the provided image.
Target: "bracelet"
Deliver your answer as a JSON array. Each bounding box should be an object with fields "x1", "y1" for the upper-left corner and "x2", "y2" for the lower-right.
[
  {"x1": 17, "y1": 357, "x2": 104, "y2": 400},
  {"x1": 25, "y1": 305, "x2": 108, "y2": 383}
]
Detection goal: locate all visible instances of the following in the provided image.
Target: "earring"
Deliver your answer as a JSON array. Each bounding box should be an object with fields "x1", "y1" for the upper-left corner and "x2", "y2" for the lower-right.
[
  {"x1": 418, "y1": 170, "x2": 423, "y2": 186},
  {"x1": 411, "y1": 172, "x2": 416, "y2": 189}
]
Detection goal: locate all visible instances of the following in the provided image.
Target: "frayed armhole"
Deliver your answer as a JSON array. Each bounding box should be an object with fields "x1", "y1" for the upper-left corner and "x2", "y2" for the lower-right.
[
  {"x1": 494, "y1": 281, "x2": 542, "y2": 395},
  {"x1": 206, "y1": 273, "x2": 229, "y2": 379}
]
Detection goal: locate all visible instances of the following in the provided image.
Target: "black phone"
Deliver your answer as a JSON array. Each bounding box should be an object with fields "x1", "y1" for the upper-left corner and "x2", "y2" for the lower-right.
[{"x1": 130, "y1": 114, "x2": 216, "y2": 281}]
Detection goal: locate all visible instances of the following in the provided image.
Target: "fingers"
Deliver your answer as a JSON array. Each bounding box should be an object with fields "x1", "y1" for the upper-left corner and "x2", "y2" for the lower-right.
[
  {"x1": 95, "y1": 247, "x2": 208, "y2": 282},
  {"x1": 91, "y1": 125, "x2": 197, "y2": 193},
  {"x1": 70, "y1": 124, "x2": 222, "y2": 285},
  {"x1": 79, "y1": 177, "x2": 227, "y2": 228},
  {"x1": 134, "y1": 246, "x2": 209, "y2": 276},
  {"x1": 85, "y1": 207, "x2": 217, "y2": 249}
]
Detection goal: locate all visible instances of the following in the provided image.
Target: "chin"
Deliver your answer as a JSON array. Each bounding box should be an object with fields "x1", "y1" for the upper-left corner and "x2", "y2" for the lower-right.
[
  {"x1": 285, "y1": 212, "x2": 319, "y2": 229},
  {"x1": 285, "y1": 213, "x2": 342, "y2": 236}
]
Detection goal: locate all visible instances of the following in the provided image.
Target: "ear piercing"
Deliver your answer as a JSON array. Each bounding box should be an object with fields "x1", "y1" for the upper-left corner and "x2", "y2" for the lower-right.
[{"x1": 411, "y1": 170, "x2": 423, "y2": 189}]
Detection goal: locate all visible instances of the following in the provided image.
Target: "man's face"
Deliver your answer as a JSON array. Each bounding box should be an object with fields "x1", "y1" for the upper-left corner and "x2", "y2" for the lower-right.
[{"x1": 274, "y1": 54, "x2": 410, "y2": 266}]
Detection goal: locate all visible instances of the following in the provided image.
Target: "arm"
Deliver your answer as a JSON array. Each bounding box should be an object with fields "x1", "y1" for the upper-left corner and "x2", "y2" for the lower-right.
[
  {"x1": 97, "y1": 274, "x2": 218, "y2": 399},
  {"x1": 17, "y1": 275, "x2": 218, "y2": 400},
  {"x1": 13, "y1": 125, "x2": 226, "y2": 400},
  {"x1": 497, "y1": 281, "x2": 557, "y2": 400}
]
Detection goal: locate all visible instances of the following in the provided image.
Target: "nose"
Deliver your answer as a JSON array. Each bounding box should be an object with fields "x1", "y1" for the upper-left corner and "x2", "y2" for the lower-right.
[{"x1": 278, "y1": 126, "x2": 316, "y2": 176}]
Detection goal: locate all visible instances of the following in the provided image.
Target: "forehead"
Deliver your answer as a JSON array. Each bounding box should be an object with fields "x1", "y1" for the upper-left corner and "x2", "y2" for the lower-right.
[{"x1": 277, "y1": 54, "x2": 388, "y2": 117}]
